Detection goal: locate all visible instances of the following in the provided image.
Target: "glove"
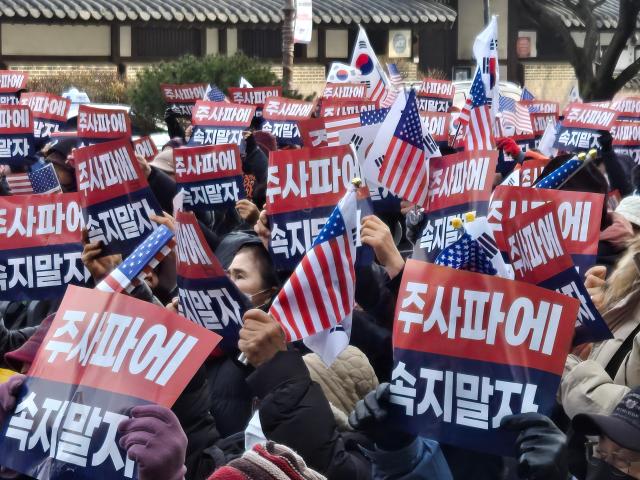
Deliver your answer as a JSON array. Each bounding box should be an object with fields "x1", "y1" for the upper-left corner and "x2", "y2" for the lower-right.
[
  {"x1": 348, "y1": 383, "x2": 416, "y2": 450},
  {"x1": 0, "y1": 374, "x2": 26, "y2": 424},
  {"x1": 118, "y1": 405, "x2": 187, "y2": 480},
  {"x1": 164, "y1": 106, "x2": 179, "y2": 121},
  {"x1": 597, "y1": 130, "x2": 613, "y2": 152},
  {"x1": 501, "y1": 413, "x2": 568, "y2": 480},
  {"x1": 497, "y1": 138, "x2": 522, "y2": 158}
]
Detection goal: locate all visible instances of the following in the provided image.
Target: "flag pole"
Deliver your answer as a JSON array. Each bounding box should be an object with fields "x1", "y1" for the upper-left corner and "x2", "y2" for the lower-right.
[{"x1": 282, "y1": 0, "x2": 295, "y2": 91}]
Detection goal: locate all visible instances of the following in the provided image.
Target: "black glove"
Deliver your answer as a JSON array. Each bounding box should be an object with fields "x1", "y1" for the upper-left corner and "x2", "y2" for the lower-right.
[
  {"x1": 597, "y1": 130, "x2": 613, "y2": 152},
  {"x1": 501, "y1": 413, "x2": 568, "y2": 480},
  {"x1": 164, "y1": 106, "x2": 179, "y2": 122},
  {"x1": 348, "y1": 383, "x2": 416, "y2": 450}
]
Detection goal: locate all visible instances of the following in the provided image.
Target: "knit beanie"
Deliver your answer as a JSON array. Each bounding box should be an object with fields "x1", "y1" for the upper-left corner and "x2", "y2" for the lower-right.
[{"x1": 208, "y1": 442, "x2": 326, "y2": 480}]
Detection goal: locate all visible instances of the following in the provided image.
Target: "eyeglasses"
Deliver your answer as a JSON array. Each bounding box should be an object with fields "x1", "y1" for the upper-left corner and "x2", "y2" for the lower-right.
[{"x1": 586, "y1": 440, "x2": 640, "y2": 475}]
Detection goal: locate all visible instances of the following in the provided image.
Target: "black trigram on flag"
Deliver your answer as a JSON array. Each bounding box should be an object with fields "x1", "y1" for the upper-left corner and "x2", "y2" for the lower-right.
[
  {"x1": 374, "y1": 155, "x2": 384, "y2": 169},
  {"x1": 358, "y1": 41, "x2": 367, "y2": 49},
  {"x1": 490, "y1": 39, "x2": 498, "y2": 51},
  {"x1": 351, "y1": 134, "x2": 364, "y2": 151},
  {"x1": 423, "y1": 134, "x2": 438, "y2": 156},
  {"x1": 477, "y1": 232, "x2": 499, "y2": 257}
]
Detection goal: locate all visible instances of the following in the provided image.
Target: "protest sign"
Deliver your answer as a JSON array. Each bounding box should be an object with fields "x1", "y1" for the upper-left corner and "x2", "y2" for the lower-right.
[
  {"x1": 77, "y1": 105, "x2": 132, "y2": 145},
  {"x1": 261, "y1": 97, "x2": 315, "y2": 146},
  {"x1": 0, "y1": 193, "x2": 87, "y2": 300},
  {"x1": 610, "y1": 96, "x2": 640, "y2": 121},
  {"x1": 74, "y1": 138, "x2": 163, "y2": 256},
  {"x1": 612, "y1": 119, "x2": 640, "y2": 164},
  {"x1": 414, "y1": 150, "x2": 497, "y2": 262},
  {"x1": 174, "y1": 143, "x2": 245, "y2": 211},
  {"x1": 554, "y1": 102, "x2": 617, "y2": 152},
  {"x1": 390, "y1": 260, "x2": 579, "y2": 456},
  {"x1": 320, "y1": 99, "x2": 378, "y2": 118},
  {"x1": 161, "y1": 83, "x2": 208, "y2": 117},
  {"x1": 0, "y1": 105, "x2": 35, "y2": 165},
  {"x1": 132, "y1": 136, "x2": 158, "y2": 162},
  {"x1": 326, "y1": 107, "x2": 389, "y2": 147},
  {"x1": 190, "y1": 101, "x2": 256, "y2": 146},
  {"x1": 518, "y1": 158, "x2": 549, "y2": 187},
  {"x1": 502, "y1": 201, "x2": 612, "y2": 345},
  {"x1": 417, "y1": 79, "x2": 455, "y2": 112},
  {"x1": 20, "y1": 93, "x2": 71, "y2": 142},
  {"x1": 0, "y1": 71, "x2": 28, "y2": 105},
  {"x1": 527, "y1": 102, "x2": 559, "y2": 140},
  {"x1": 0, "y1": 285, "x2": 220, "y2": 479},
  {"x1": 420, "y1": 112, "x2": 453, "y2": 143},
  {"x1": 227, "y1": 86, "x2": 282, "y2": 107},
  {"x1": 176, "y1": 211, "x2": 249, "y2": 352},
  {"x1": 321, "y1": 83, "x2": 367, "y2": 100},
  {"x1": 266, "y1": 145, "x2": 372, "y2": 270},
  {"x1": 488, "y1": 185, "x2": 604, "y2": 273},
  {"x1": 521, "y1": 100, "x2": 559, "y2": 116},
  {"x1": 298, "y1": 117, "x2": 328, "y2": 148}
]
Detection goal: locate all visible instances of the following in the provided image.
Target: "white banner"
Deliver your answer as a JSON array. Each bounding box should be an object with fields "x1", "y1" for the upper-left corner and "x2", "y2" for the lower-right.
[{"x1": 293, "y1": 0, "x2": 313, "y2": 44}]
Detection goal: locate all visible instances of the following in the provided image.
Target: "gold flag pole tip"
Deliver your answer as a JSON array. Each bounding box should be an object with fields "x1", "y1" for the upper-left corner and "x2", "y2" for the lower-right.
[
  {"x1": 577, "y1": 152, "x2": 587, "y2": 161},
  {"x1": 351, "y1": 178, "x2": 363, "y2": 188},
  {"x1": 451, "y1": 218, "x2": 463, "y2": 229},
  {"x1": 464, "y1": 212, "x2": 476, "y2": 223}
]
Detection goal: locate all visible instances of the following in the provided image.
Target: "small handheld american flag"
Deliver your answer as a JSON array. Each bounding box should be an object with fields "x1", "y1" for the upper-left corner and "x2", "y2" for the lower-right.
[
  {"x1": 464, "y1": 68, "x2": 494, "y2": 150},
  {"x1": 534, "y1": 151, "x2": 593, "y2": 190},
  {"x1": 521, "y1": 87, "x2": 535, "y2": 101},
  {"x1": 6, "y1": 163, "x2": 61, "y2": 195},
  {"x1": 204, "y1": 84, "x2": 228, "y2": 102},
  {"x1": 96, "y1": 225, "x2": 175, "y2": 293}
]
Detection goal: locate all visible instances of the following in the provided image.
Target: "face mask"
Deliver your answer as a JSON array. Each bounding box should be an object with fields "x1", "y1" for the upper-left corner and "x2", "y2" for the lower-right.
[
  {"x1": 245, "y1": 287, "x2": 275, "y2": 310},
  {"x1": 587, "y1": 458, "x2": 636, "y2": 480}
]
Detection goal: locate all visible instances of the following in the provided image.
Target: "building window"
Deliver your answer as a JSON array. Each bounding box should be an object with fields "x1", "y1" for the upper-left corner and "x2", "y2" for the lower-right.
[
  {"x1": 326, "y1": 29, "x2": 349, "y2": 58},
  {"x1": 238, "y1": 28, "x2": 282, "y2": 58},
  {"x1": 132, "y1": 27, "x2": 202, "y2": 59}
]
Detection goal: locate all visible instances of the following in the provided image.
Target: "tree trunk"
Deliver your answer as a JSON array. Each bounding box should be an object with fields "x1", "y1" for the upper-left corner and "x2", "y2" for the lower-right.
[{"x1": 282, "y1": 0, "x2": 295, "y2": 91}]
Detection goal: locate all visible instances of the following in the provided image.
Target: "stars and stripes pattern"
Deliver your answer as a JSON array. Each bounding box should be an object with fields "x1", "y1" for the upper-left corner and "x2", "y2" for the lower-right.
[
  {"x1": 6, "y1": 163, "x2": 61, "y2": 195},
  {"x1": 534, "y1": 155, "x2": 583, "y2": 190},
  {"x1": 379, "y1": 64, "x2": 402, "y2": 108},
  {"x1": 387, "y1": 63, "x2": 402, "y2": 86},
  {"x1": 204, "y1": 84, "x2": 228, "y2": 102},
  {"x1": 521, "y1": 87, "x2": 535, "y2": 101},
  {"x1": 325, "y1": 108, "x2": 389, "y2": 146},
  {"x1": 435, "y1": 231, "x2": 498, "y2": 275},
  {"x1": 270, "y1": 187, "x2": 358, "y2": 342},
  {"x1": 464, "y1": 68, "x2": 494, "y2": 150},
  {"x1": 498, "y1": 96, "x2": 533, "y2": 134},
  {"x1": 96, "y1": 225, "x2": 175, "y2": 294},
  {"x1": 378, "y1": 90, "x2": 429, "y2": 208}
]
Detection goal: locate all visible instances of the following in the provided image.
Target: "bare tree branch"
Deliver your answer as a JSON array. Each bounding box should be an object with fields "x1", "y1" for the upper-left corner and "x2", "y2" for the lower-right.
[
  {"x1": 613, "y1": 56, "x2": 640, "y2": 92},
  {"x1": 599, "y1": 0, "x2": 640, "y2": 79}
]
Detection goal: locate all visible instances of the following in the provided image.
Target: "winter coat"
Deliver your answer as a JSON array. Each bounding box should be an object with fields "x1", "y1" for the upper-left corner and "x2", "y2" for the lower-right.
[
  {"x1": 560, "y1": 251, "x2": 640, "y2": 418},
  {"x1": 303, "y1": 346, "x2": 378, "y2": 431},
  {"x1": 364, "y1": 438, "x2": 453, "y2": 480},
  {"x1": 147, "y1": 166, "x2": 177, "y2": 215}
]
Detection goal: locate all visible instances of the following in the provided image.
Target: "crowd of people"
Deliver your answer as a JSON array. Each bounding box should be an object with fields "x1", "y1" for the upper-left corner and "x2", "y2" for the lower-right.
[{"x1": 0, "y1": 83, "x2": 638, "y2": 480}]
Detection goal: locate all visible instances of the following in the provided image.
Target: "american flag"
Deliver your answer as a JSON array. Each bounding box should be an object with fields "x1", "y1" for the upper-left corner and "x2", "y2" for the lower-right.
[
  {"x1": 270, "y1": 186, "x2": 358, "y2": 342},
  {"x1": 464, "y1": 68, "x2": 494, "y2": 150},
  {"x1": 204, "y1": 84, "x2": 227, "y2": 102},
  {"x1": 534, "y1": 154, "x2": 583, "y2": 189},
  {"x1": 387, "y1": 63, "x2": 402, "y2": 86},
  {"x1": 378, "y1": 90, "x2": 429, "y2": 208},
  {"x1": 435, "y1": 231, "x2": 498, "y2": 275},
  {"x1": 325, "y1": 108, "x2": 389, "y2": 146},
  {"x1": 499, "y1": 96, "x2": 533, "y2": 134},
  {"x1": 6, "y1": 163, "x2": 61, "y2": 195},
  {"x1": 521, "y1": 87, "x2": 535, "y2": 101},
  {"x1": 96, "y1": 225, "x2": 175, "y2": 293}
]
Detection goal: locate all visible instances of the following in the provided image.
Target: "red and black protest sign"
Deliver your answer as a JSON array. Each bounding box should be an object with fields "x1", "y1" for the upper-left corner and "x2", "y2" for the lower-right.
[
  {"x1": 261, "y1": 97, "x2": 315, "y2": 146},
  {"x1": 0, "y1": 285, "x2": 220, "y2": 479},
  {"x1": 320, "y1": 99, "x2": 378, "y2": 117},
  {"x1": 612, "y1": 119, "x2": 640, "y2": 164},
  {"x1": 0, "y1": 105, "x2": 35, "y2": 165},
  {"x1": 413, "y1": 150, "x2": 497, "y2": 262},
  {"x1": 20, "y1": 92, "x2": 71, "y2": 141},
  {"x1": 390, "y1": 260, "x2": 579, "y2": 456},
  {"x1": 554, "y1": 102, "x2": 617, "y2": 152},
  {"x1": 174, "y1": 143, "x2": 246, "y2": 211},
  {"x1": 610, "y1": 96, "x2": 640, "y2": 121},
  {"x1": 227, "y1": 86, "x2": 282, "y2": 107},
  {"x1": 161, "y1": 83, "x2": 208, "y2": 117},
  {"x1": 0, "y1": 193, "x2": 88, "y2": 301},
  {"x1": 420, "y1": 112, "x2": 453, "y2": 143},
  {"x1": 321, "y1": 83, "x2": 367, "y2": 100},
  {"x1": 488, "y1": 185, "x2": 604, "y2": 274},
  {"x1": 77, "y1": 105, "x2": 132, "y2": 145},
  {"x1": 502, "y1": 201, "x2": 611, "y2": 345},
  {"x1": 190, "y1": 101, "x2": 256, "y2": 147},
  {"x1": 0, "y1": 70, "x2": 28, "y2": 105},
  {"x1": 132, "y1": 136, "x2": 159, "y2": 162},
  {"x1": 297, "y1": 117, "x2": 328, "y2": 148},
  {"x1": 518, "y1": 158, "x2": 549, "y2": 187},
  {"x1": 417, "y1": 78, "x2": 455, "y2": 112},
  {"x1": 74, "y1": 138, "x2": 164, "y2": 256},
  {"x1": 266, "y1": 145, "x2": 373, "y2": 270},
  {"x1": 176, "y1": 211, "x2": 249, "y2": 352}
]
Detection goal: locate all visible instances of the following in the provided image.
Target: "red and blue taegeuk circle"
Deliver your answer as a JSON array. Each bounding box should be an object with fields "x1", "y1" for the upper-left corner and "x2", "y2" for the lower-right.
[
  {"x1": 336, "y1": 69, "x2": 350, "y2": 81},
  {"x1": 355, "y1": 54, "x2": 374, "y2": 75}
]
